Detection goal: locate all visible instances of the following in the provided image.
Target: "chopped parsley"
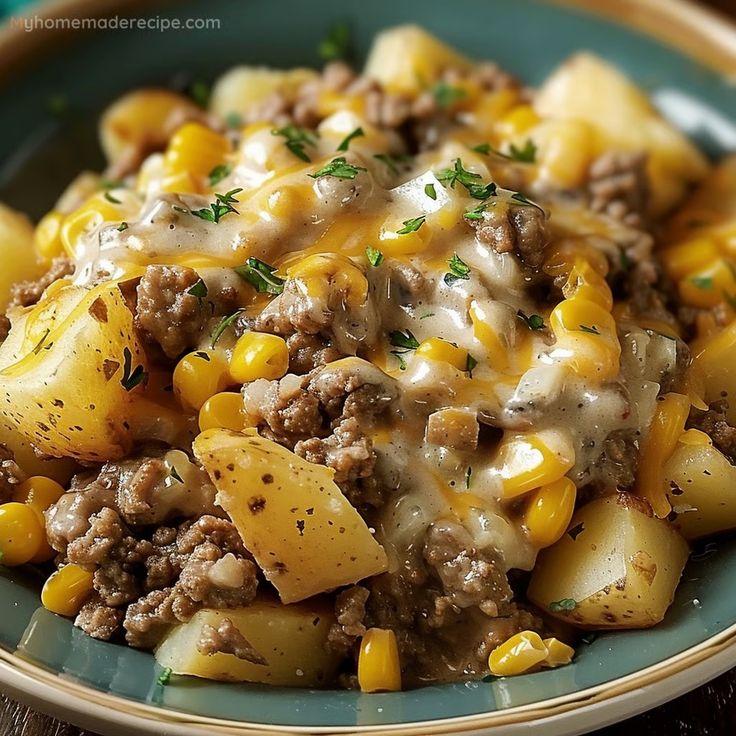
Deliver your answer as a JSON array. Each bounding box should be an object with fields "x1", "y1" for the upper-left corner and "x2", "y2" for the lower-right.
[
  {"x1": 318, "y1": 21, "x2": 351, "y2": 62},
  {"x1": 187, "y1": 279, "x2": 208, "y2": 299},
  {"x1": 419, "y1": 311, "x2": 435, "y2": 319},
  {"x1": 619, "y1": 250, "x2": 633, "y2": 272},
  {"x1": 157, "y1": 667, "x2": 173, "y2": 687},
  {"x1": 432, "y1": 81, "x2": 466, "y2": 109},
  {"x1": 723, "y1": 291, "x2": 736, "y2": 311},
  {"x1": 444, "y1": 252, "x2": 471, "y2": 286},
  {"x1": 225, "y1": 111, "x2": 243, "y2": 129},
  {"x1": 190, "y1": 80, "x2": 210, "y2": 108},
  {"x1": 31, "y1": 329, "x2": 51, "y2": 355},
  {"x1": 510, "y1": 191, "x2": 544, "y2": 212},
  {"x1": 117, "y1": 222, "x2": 128, "y2": 232},
  {"x1": 235, "y1": 257, "x2": 285, "y2": 295},
  {"x1": 466, "y1": 353, "x2": 478, "y2": 376},
  {"x1": 691, "y1": 276, "x2": 714, "y2": 290},
  {"x1": 337, "y1": 127, "x2": 364, "y2": 152},
  {"x1": 207, "y1": 163, "x2": 232, "y2": 187},
  {"x1": 194, "y1": 351, "x2": 211, "y2": 362},
  {"x1": 424, "y1": 183, "x2": 437, "y2": 200},
  {"x1": 463, "y1": 203, "x2": 487, "y2": 221},
  {"x1": 465, "y1": 466, "x2": 473, "y2": 489},
  {"x1": 272, "y1": 125, "x2": 317, "y2": 163},
  {"x1": 120, "y1": 347, "x2": 147, "y2": 391},
  {"x1": 365, "y1": 246, "x2": 384, "y2": 267},
  {"x1": 549, "y1": 598, "x2": 577, "y2": 613},
  {"x1": 104, "y1": 191, "x2": 122, "y2": 204},
  {"x1": 210, "y1": 309, "x2": 245, "y2": 348},
  {"x1": 396, "y1": 215, "x2": 426, "y2": 234},
  {"x1": 579, "y1": 324, "x2": 601, "y2": 335},
  {"x1": 190, "y1": 188, "x2": 243, "y2": 224},
  {"x1": 391, "y1": 351, "x2": 408, "y2": 371},
  {"x1": 471, "y1": 139, "x2": 537, "y2": 163},
  {"x1": 373, "y1": 153, "x2": 413, "y2": 174},
  {"x1": 435, "y1": 158, "x2": 497, "y2": 199},
  {"x1": 389, "y1": 330, "x2": 420, "y2": 350},
  {"x1": 169, "y1": 466, "x2": 184, "y2": 484},
  {"x1": 309, "y1": 156, "x2": 366, "y2": 180},
  {"x1": 517, "y1": 310, "x2": 545, "y2": 330}
]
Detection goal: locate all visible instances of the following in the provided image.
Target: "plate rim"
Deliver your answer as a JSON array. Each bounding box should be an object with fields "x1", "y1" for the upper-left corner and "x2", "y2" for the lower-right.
[{"x1": 1, "y1": 0, "x2": 736, "y2": 733}]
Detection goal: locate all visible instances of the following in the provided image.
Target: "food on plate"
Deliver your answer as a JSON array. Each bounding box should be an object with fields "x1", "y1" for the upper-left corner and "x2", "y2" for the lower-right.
[{"x1": 0, "y1": 23, "x2": 734, "y2": 690}]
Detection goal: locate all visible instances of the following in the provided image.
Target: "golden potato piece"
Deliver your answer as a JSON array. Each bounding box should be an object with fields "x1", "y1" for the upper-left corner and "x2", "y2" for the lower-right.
[
  {"x1": 528, "y1": 494, "x2": 689, "y2": 628},
  {"x1": 193, "y1": 429, "x2": 388, "y2": 604},
  {"x1": 0, "y1": 204, "x2": 44, "y2": 311},
  {"x1": 155, "y1": 598, "x2": 340, "y2": 687}
]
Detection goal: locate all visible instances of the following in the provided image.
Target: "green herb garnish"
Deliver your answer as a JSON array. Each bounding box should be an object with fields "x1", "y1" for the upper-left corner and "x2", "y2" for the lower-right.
[
  {"x1": 117, "y1": 222, "x2": 128, "y2": 232},
  {"x1": 210, "y1": 309, "x2": 245, "y2": 348},
  {"x1": 157, "y1": 667, "x2": 173, "y2": 687},
  {"x1": 444, "y1": 253, "x2": 471, "y2": 286},
  {"x1": 190, "y1": 188, "x2": 243, "y2": 223},
  {"x1": 373, "y1": 153, "x2": 413, "y2": 174},
  {"x1": 104, "y1": 191, "x2": 122, "y2": 204},
  {"x1": 190, "y1": 81, "x2": 210, "y2": 108},
  {"x1": 432, "y1": 81, "x2": 466, "y2": 109},
  {"x1": 508, "y1": 139, "x2": 537, "y2": 163},
  {"x1": 389, "y1": 330, "x2": 420, "y2": 350},
  {"x1": 517, "y1": 310, "x2": 545, "y2": 330},
  {"x1": 318, "y1": 21, "x2": 351, "y2": 61},
  {"x1": 121, "y1": 347, "x2": 147, "y2": 391},
  {"x1": 169, "y1": 467, "x2": 184, "y2": 484},
  {"x1": 510, "y1": 191, "x2": 544, "y2": 211},
  {"x1": 465, "y1": 466, "x2": 473, "y2": 489},
  {"x1": 272, "y1": 125, "x2": 317, "y2": 163},
  {"x1": 579, "y1": 324, "x2": 601, "y2": 335},
  {"x1": 309, "y1": 156, "x2": 366, "y2": 180},
  {"x1": 337, "y1": 127, "x2": 364, "y2": 152},
  {"x1": 366, "y1": 246, "x2": 384, "y2": 267},
  {"x1": 396, "y1": 215, "x2": 426, "y2": 234},
  {"x1": 466, "y1": 353, "x2": 478, "y2": 376},
  {"x1": 549, "y1": 598, "x2": 577, "y2": 613},
  {"x1": 425, "y1": 183, "x2": 437, "y2": 200},
  {"x1": 235, "y1": 257, "x2": 285, "y2": 295},
  {"x1": 391, "y1": 351, "x2": 408, "y2": 371},
  {"x1": 225, "y1": 112, "x2": 243, "y2": 129},
  {"x1": 691, "y1": 276, "x2": 714, "y2": 290},
  {"x1": 208, "y1": 163, "x2": 232, "y2": 187},
  {"x1": 435, "y1": 158, "x2": 497, "y2": 199},
  {"x1": 187, "y1": 279, "x2": 208, "y2": 299},
  {"x1": 464, "y1": 203, "x2": 487, "y2": 221}
]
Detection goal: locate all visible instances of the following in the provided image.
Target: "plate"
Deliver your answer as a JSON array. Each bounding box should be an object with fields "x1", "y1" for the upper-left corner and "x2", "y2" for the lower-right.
[{"x1": 0, "y1": 0, "x2": 736, "y2": 734}]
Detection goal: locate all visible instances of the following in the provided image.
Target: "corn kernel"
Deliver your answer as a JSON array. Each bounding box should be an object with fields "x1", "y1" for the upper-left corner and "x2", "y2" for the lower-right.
[
  {"x1": 13, "y1": 476, "x2": 65, "y2": 515},
  {"x1": 544, "y1": 240, "x2": 609, "y2": 280},
  {"x1": 496, "y1": 105, "x2": 540, "y2": 139},
  {"x1": 524, "y1": 477, "x2": 577, "y2": 548},
  {"x1": 34, "y1": 211, "x2": 65, "y2": 262},
  {"x1": 379, "y1": 221, "x2": 432, "y2": 256},
  {"x1": 60, "y1": 193, "x2": 124, "y2": 259},
  {"x1": 542, "y1": 638, "x2": 575, "y2": 668},
  {"x1": 164, "y1": 122, "x2": 230, "y2": 186},
  {"x1": 199, "y1": 392, "x2": 248, "y2": 432},
  {"x1": 416, "y1": 338, "x2": 469, "y2": 371},
  {"x1": 174, "y1": 350, "x2": 231, "y2": 411},
  {"x1": 661, "y1": 237, "x2": 720, "y2": 281},
  {"x1": 358, "y1": 628, "x2": 401, "y2": 693},
  {"x1": 636, "y1": 392, "x2": 691, "y2": 518},
  {"x1": 491, "y1": 431, "x2": 575, "y2": 499},
  {"x1": 230, "y1": 333, "x2": 289, "y2": 384},
  {"x1": 469, "y1": 302, "x2": 509, "y2": 370},
  {"x1": 488, "y1": 630, "x2": 547, "y2": 677},
  {"x1": 678, "y1": 258, "x2": 736, "y2": 309},
  {"x1": 562, "y1": 260, "x2": 613, "y2": 311},
  {"x1": 41, "y1": 564, "x2": 95, "y2": 617},
  {"x1": 0, "y1": 502, "x2": 45, "y2": 566},
  {"x1": 287, "y1": 254, "x2": 368, "y2": 308},
  {"x1": 538, "y1": 119, "x2": 593, "y2": 189}
]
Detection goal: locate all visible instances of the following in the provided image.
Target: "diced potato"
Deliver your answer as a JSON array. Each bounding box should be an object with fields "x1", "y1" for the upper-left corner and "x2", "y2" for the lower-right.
[
  {"x1": 691, "y1": 322, "x2": 736, "y2": 423},
  {"x1": 209, "y1": 67, "x2": 319, "y2": 120},
  {"x1": 535, "y1": 53, "x2": 708, "y2": 215},
  {"x1": 0, "y1": 282, "x2": 148, "y2": 462},
  {"x1": 0, "y1": 204, "x2": 44, "y2": 312},
  {"x1": 193, "y1": 429, "x2": 388, "y2": 604},
  {"x1": 664, "y1": 442, "x2": 736, "y2": 539},
  {"x1": 100, "y1": 89, "x2": 201, "y2": 164},
  {"x1": 528, "y1": 494, "x2": 689, "y2": 628},
  {"x1": 363, "y1": 25, "x2": 472, "y2": 95},
  {"x1": 155, "y1": 598, "x2": 340, "y2": 687},
  {"x1": 0, "y1": 421, "x2": 75, "y2": 484}
]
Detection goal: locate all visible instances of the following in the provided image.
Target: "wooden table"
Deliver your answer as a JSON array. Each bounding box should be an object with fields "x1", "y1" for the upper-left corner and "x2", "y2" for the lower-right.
[{"x1": 3, "y1": 0, "x2": 736, "y2": 733}]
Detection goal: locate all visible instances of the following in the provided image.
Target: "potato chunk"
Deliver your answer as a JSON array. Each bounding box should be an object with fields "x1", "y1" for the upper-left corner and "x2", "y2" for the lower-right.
[
  {"x1": 528, "y1": 494, "x2": 689, "y2": 628},
  {"x1": 664, "y1": 441, "x2": 736, "y2": 539},
  {"x1": 0, "y1": 282, "x2": 147, "y2": 462},
  {"x1": 0, "y1": 204, "x2": 44, "y2": 311},
  {"x1": 535, "y1": 53, "x2": 708, "y2": 215},
  {"x1": 155, "y1": 598, "x2": 340, "y2": 687},
  {"x1": 193, "y1": 429, "x2": 388, "y2": 604}
]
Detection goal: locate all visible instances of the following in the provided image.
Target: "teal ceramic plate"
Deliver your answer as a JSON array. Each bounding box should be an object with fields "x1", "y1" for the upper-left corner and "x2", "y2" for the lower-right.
[{"x1": 1, "y1": 1, "x2": 736, "y2": 734}]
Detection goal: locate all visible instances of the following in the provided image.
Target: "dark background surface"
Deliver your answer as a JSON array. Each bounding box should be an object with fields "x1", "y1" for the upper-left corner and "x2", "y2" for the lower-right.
[{"x1": 1, "y1": 0, "x2": 736, "y2": 733}]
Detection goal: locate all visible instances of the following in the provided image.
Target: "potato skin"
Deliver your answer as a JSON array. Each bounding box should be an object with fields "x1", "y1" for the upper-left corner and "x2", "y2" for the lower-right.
[
  {"x1": 193, "y1": 429, "x2": 388, "y2": 604},
  {"x1": 155, "y1": 598, "x2": 340, "y2": 687},
  {"x1": 665, "y1": 442, "x2": 736, "y2": 539},
  {"x1": 527, "y1": 493, "x2": 689, "y2": 629},
  {"x1": 0, "y1": 283, "x2": 147, "y2": 462}
]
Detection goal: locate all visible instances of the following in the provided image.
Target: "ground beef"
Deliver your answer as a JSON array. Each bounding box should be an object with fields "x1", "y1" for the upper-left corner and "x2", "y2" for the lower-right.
[
  {"x1": 0, "y1": 314, "x2": 9, "y2": 343},
  {"x1": 9, "y1": 256, "x2": 74, "y2": 308},
  {"x1": 687, "y1": 399, "x2": 736, "y2": 464},
  {"x1": 135, "y1": 265, "x2": 209, "y2": 358},
  {"x1": 123, "y1": 587, "x2": 199, "y2": 649},
  {"x1": 588, "y1": 151, "x2": 649, "y2": 227},
  {"x1": 196, "y1": 618, "x2": 267, "y2": 664},
  {"x1": 74, "y1": 596, "x2": 123, "y2": 641},
  {"x1": 592, "y1": 429, "x2": 641, "y2": 492},
  {"x1": 286, "y1": 332, "x2": 344, "y2": 375},
  {"x1": 327, "y1": 586, "x2": 369, "y2": 656},
  {"x1": 66, "y1": 506, "x2": 126, "y2": 567},
  {"x1": 0, "y1": 444, "x2": 25, "y2": 504},
  {"x1": 622, "y1": 262, "x2": 680, "y2": 331},
  {"x1": 469, "y1": 203, "x2": 550, "y2": 269},
  {"x1": 94, "y1": 561, "x2": 141, "y2": 607}
]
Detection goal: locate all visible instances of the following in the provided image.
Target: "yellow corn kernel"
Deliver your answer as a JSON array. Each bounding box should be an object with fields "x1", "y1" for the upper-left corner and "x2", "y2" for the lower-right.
[
  {"x1": 199, "y1": 392, "x2": 248, "y2": 432},
  {"x1": 636, "y1": 392, "x2": 691, "y2": 518},
  {"x1": 488, "y1": 630, "x2": 547, "y2": 677},
  {"x1": 471, "y1": 88, "x2": 520, "y2": 130},
  {"x1": 0, "y1": 502, "x2": 45, "y2": 566},
  {"x1": 416, "y1": 338, "x2": 469, "y2": 371},
  {"x1": 469, "y1": 301, "x2": 509, "y2": 370},
  {"x1": 34, "y1": 210, "x2": 65, "y2": 262},
  {"x1": 164, "y1": 122, "x2": 230, "y2": 186},
  {"x1": 661, "y1": 237, "x2": 720, "y2": 281},
  {"x1": 230, "y1": 333, "x2": 289, "y2": 384},
  {"x1": 496, "y1": 104, "x2": 540, "y2": 139},
  {"x1": 379, "y1": 220, "x2": 432, "y2": 256},
  {"x1": 315, "y1": 90, "x2": 365, "y2": 118},
  {"x1": 562, "y1": 259, "x2": 613, "y2": 311},
  {"x1": 542, "y1": 638, "x2": 575, "y2": 668},
  {"x1": 537, "y1": 119, "x2": 594, "y2": 189},
  {"x1": 287, "y1": 254, "x2": 368, "y2": 309},
  {"x1": 60, "y1": 193, "x2": 124, "y2": 259},
  {"x1": 678, "y1": 258, "x2": 736, "y2": 309},
  {"x1": 13, "y1": 476, "x2": 65, "y2": 515},
  {"x1": 173, "y1": 350, "x2": 232, "y2": 412},
  {"x1": 544, "y1": 240, "x2": 609, "y2": 280},
  {"x1": 267, "y1": 185, "x2": 306, "y2": 220},
  {"x1": 358, "y1": 628, "x2": 401, "y2": 693},
  {"x1": 160, "y1": 171, "x2": 198, "y2": 195},
  {"x1": 41, "y1": 564, "x2": 95, "y2": 617},
  {"x1": 678, "y1": 428, "x2": 713, "y2": 446},
  {"x1": 524, "y1": 477, "x2": 577, "y2": 548},
  {"x1": 491, "y1": 431, "x2": 575, "y2": 499}
]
